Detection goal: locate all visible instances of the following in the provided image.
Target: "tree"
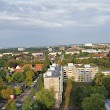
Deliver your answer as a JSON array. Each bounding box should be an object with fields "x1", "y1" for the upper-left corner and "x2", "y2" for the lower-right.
[
  {"x1": 5, "y1": 99, "x2": 17, "y2": 110},
  {"x1": 102, "y1": 76, "x2": 110, "y2": 97},
  {"x1": 22, "y1": 98, "x2": 32, "y2": 110},
  {"x1": 73, "y1": 86, "x2": 90, "y2": 107},
  {"x1": 94, "y1": 72, "x2": 104, "y2": 86},
  {"x1": 14, "y1": 86, "x2": 22, "y2": 96},
  {"x1": 6, "y1": 75, "x2": 12, "y2": 83},
  {"x1": 32, "y1": 100, "x2": 41, "y2": 110},
  {"x1": 92, "y1": 86, "x2": 108, "y2": 98},
  {"x1": 12, "y1": 72, "x2": 25, "y2": 83},
  {"x1": 24, "y1": 66, "x2": 31, "y2": 73},
  {"x1": 43, "y1": 54, "x2": 50, "y2": 72},
  {"x1": 24, "y1": 71, "x2": 35, "y2": 86},
  {"x1": 0, "y1": 70, "x2": 5, "y2": 80},
  {"x1": 0, "y1": 77, "x2": 4, "y2": 89},
  {"x1": 0, "y1": 60, "x2": 6, "y2": 67},
  {"x1": 35, "y1": 88, "x2": 55, "y2": 109},
  {"x1": 1, "y1": 87, "x2": 14, "y2": 99},
  {"x1": 37, "y1": 77, "x2": 43, "y2": 91},
  {"x1": 82, "y1": 93, "x2": 105, "y2": 110}
]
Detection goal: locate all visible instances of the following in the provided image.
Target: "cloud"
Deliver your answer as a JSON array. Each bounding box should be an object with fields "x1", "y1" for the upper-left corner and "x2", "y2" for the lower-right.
[
  {"x1": 0, "y1": 0, "x2": 110, "y2": 29},
  {"x1": 92, "y1": 15, "x2": 110, "y2": 25}
]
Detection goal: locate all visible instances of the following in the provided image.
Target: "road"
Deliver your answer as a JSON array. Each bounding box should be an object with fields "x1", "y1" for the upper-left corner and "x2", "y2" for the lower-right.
[{"x1": 0, "y1": 77, "x2": 39, "y2": 110}]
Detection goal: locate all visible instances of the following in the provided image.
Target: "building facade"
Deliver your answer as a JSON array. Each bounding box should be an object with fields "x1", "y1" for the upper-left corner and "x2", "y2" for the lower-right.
[
  {"x1": 44, "y1": 63, "x2": 63, "y2": 108},
  {"x1": 63, "y1": 63, "x2": 98, "y2": 82}
]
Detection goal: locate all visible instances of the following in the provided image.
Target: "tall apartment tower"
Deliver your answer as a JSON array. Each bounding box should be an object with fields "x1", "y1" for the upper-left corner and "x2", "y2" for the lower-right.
[{"x1": 44, "y1": 63, "x2": 63, "y2": 108}]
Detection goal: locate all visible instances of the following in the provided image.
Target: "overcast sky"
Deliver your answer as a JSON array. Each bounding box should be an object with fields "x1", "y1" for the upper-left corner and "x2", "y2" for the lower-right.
[{"x1": 0, "y1": 0, "x2": 110, "y2": 47}]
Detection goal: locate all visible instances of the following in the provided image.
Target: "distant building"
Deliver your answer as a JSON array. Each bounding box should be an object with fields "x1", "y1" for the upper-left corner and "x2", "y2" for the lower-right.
[
  {"x1": 66, "y1": 49, "x2": 80, "y2": 55},
  {"x1": 85, "y1": 43, "x2": 93, "y2": 47},
  {"x1": 18, "y1": 48, "x2": 25, "y2": 51},
  {"x1": 32, "y1": 52, "x2": 44, "y2": 56},
  {"x1": 59, "y1": 46, "x2": 65, "y2": 51},
  {"x1": 44, "y1": 63, "x2": 63, "y2": 108},
  {"x1": 63, "y1": 63, "x2": 98, "y2": 82},
  {"x1": 0, "y1": 53, "x2": 3, "y2": 58},
  {"x1": 93, "y1": 53, "x2": 108, "y2": 58},
  {"x1": 3, "y1": 53, "x2": 13, "y2": 56},
  {"x1": 49, "y1": 51, "x2": 61, "y2": 56},
  {"x1": 48, "y1": 47, "x2": 53, "y2": 52}
]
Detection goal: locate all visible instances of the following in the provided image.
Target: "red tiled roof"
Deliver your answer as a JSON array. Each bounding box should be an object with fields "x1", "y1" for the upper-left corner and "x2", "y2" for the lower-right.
[{"x1": 34, "y1": 64, "x2": 44, "y2": 72}]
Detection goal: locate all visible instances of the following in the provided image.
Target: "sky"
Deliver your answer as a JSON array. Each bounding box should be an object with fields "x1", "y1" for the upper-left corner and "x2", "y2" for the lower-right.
[{"x1": 0, "y1": 0, "x2": 110, "y2": 48}]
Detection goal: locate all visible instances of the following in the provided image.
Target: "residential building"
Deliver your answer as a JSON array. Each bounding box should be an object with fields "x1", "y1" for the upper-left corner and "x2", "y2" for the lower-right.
[
  {"x1": 48, "y1": 47, "x2": 53, "y2": 52},
  {"x1": 63, "y1": 63, "x2": 98, "y2": 82},
  {"x1": 18, "y1": 48, "x2": 25, "y2": 51},
  {"x1": 63, "y1": 63, "x2": 76, "y2": 81},
  {"x1": 8, "y1": 64, "x2": 44, "y2": 73},
  {"x1": 93, "y1": 53, "x2": 108, "y2": 58},
  {"x1": 49, "y1": 51, "x2": 61, "y2": 56},
  {"x1": 44, "y1": 63, "x2": 63, "y2": 108},
  {"x1": 59, "y1": 46, "x2": 66, "y2": 51},
  {"x1": 85, "y1": 43, "x2": 93, "y2": 47},
  {"x1": 34, "y1": 64, "x2": 44, "y2": 72},
  {"x1": 0, "y1": 53, "x2": 3, "y2": 58},
  {"x1": 65, "y1": 51, "x2": 79, "y2": 55},
  {"x1": 32, "y1": 52, "x2": 44, "y2": 56}
]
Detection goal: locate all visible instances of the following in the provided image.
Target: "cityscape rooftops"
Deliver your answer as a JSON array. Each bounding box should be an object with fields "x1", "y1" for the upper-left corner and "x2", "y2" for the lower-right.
[{"x1": 44, "y1": 63, "x2": 61, "y2": 78}]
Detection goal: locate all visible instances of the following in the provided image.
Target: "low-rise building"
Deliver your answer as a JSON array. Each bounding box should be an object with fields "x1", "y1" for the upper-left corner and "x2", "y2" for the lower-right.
[
  {"x1": 44, "y1": 63, "x2": 63, "y2": 108},
  {"x1": 85, "y1": 43, "x2": 93, "y2": 47},
  {"x1": 49, "y1": 51, "x2": 62, "y2": 56},
  {"x1": 34, "y1": 64, "x2": 44, "y2": 72},
  {"x1": 18, "y1": 48, "x2": 25, "y2": 51}
]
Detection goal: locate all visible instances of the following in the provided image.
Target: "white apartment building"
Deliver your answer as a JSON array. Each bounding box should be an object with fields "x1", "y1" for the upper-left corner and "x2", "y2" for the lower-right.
[
  {"x1": 63, "y1": 63, "x2": 98, "y2": 82},
  {"x1": 44, "y1": 63, "x2": 63, "y2": 108}
]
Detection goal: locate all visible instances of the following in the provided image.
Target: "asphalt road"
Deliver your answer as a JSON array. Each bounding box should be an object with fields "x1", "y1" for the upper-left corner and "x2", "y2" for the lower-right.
[{"x1": 0, "y1": 77, "x2": 39, "y2": 110}]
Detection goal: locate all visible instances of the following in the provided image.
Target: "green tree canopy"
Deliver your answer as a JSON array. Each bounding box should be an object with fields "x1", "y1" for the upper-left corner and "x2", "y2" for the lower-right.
[
  {"x1": 24, "y1": 71, "x2": 35, "y2": 86},
  {"x1": 14, "y1": 86, "x2": 22, "y2": 95},
  {"x1": 35, "y1": 88, "x2": 55, "y2": 110},
  {"x1": 102, "y1": 76, "x2": 110, "y2": 97},
  {"x1": 22, "y1": 98, "x2": 32, "y2": 110},
  {"x1": 12, "y1": 72, "x2": 25, "y2": 83},
  {"x1": 0, "y1": 70, "x2": 5, "y2": 80},
  {"x1": 24, "y1": 66, "x2": 31, "y2": 73},
  {"x1": 1, "y1": 87, "x2": 14, "y2": 99},
  {"x1": 6, "y1": 75, "x2": 12, "y2": 83},
  {"x1": 5, "y1": 99, "x2": 17, "y2": 110},
  {"x1": 0, "y1": 77, "x2": 4, "y2": 89},
  {"x1": 82, "y1": 93, "x2": 105, "y2": 110}
]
